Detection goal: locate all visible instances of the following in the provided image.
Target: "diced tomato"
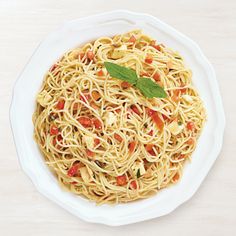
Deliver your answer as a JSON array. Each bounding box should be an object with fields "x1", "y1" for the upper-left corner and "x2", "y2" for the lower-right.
[
  {"x1": 78, "y1": 52, "x2": 85, "y2": 60},
  {"x1": 116, "y1": 175, "x2": 127, "y2": 186},
  {"x1": 78, "y1": 117, "x2": 92, "y2": 128},
  {"x1": 94, "y1": 138, "x2": 100, "y2": 146},
  {"x1": 130, "y1": 180, "x2": 137, "y2": 190},
  {"x1": 187, "y1": 121, "x2": 195, "y2": 131},
  {"x1": 153, "y1": 72, "x2": 160, "y2": 82},
  {"x1": 50, "y1": 64, "x2": 58, "y2": 72},
  {"x1": 128, "y1": 141, "x2": 136, "y2": 153},
  {"x1": 50, "y1": 124, "x2": 59, "y2": 135},
  {"x1": 91, "y1": 91, "x2": 101, "y2": 101},
  {"x1": 80, "y1": 93, "x2": 90, "y2": 103},
  {"x1": 73, "y1": 102, "x2": 79, "y2": 111},
  {"x1": 92, "y1": 118, "x2": 102, "y2": 129},
  {"x1": 97, "y1": 69, "x2": 104, "y2": 76},
  {"x1": 121, "y1": 81, "x2": 131, "y2": 89},
  {"x1": 162, "y1": 114, "x2": 169, "y2": 121},
  {"x1": 52, "y1": 137, "x2": 57, "y2": 146},
  {"x1": 179, "y1": 83, "x2": 187, "y2": 93},
  {"x1": 86, "y1": 149, "x2": 95, "y2": 157},
  {"x1": 150, "y1": 40, "x2": 161, "y2": 51},
  {"x1": 114, "y1": 108, "x2": 121, "y2": 114},
  {"x1": 57, "y1": 134, "x2": 63, "y2": 141},
  {"x1": 146, "y1": 108, "x2": 155, "y2": 116},
  {"x1": 90, "y1": 102, "x2": 99, "y2": 110},
  {"x1": 152, "y1": 112, "x2": 164, "y2": 131},
  {"x1": 128, "y1": 35, "x2": 136, "y2": 44},
  {"x1": 52, "y1": 134, "x2": 62, "y2": 148},
  {"x1": 87, "y1": 50, "x2": 94, "y2": 60},
  {"x1": 173, "y1": 173, "x2": 180, "y2": 181},
  {"x1": 153, "y1": 45, "x2": 161, "y2": 51},
  {"x1": 180, "y1": 87, "x2": 187, "y2": 94},
  {"x1": 186, "y1": 137, "x2": 195, "y2": 145},
  {"x1": 67, "y1": 163, "x2": 82, "y2": 177},
  {"x1": 56, "y1": 99, "x2": 65, "y2": 110},
  {"x1": 145, "y1": 55, "x2": 153, "y2": 64},
  {"x1": 114, "y1": 133, "x2": 123, "y2": 142},
  {"x1": 71, "y1": 181, "x2": 78, "y2": 185},
  {"x1": 177, "y1": 154, "x2": 186, "y2": 160},
  {"x1": 131, "y1": 105, "x2": 140, "y2": 115},
  {"x1": 148, "y1": 130, "x2": 154, "y2": 136},
  {"x1": 171, "y1": 90, "x2": 181, "y2": 103},
  {"x1": 141, "y1": 72, "x2": 150, "y2": 77},
  {"x1": 145, "y1": 144, "x2": 154, "y2": 152},
  {"x1": 145, "y1": 144, "x2": 155, "y2": 156}
]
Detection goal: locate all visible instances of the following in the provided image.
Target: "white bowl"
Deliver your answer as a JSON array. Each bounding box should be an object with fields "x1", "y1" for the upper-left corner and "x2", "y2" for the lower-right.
[{"x1": 10, "y1": 10, "x2": 225, "y2": 226}]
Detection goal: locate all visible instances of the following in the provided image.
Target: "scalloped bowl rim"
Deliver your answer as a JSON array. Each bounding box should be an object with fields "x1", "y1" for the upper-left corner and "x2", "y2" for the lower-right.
[{"x1": 10, "y1": 10, "x2": 225, "y2": 226}]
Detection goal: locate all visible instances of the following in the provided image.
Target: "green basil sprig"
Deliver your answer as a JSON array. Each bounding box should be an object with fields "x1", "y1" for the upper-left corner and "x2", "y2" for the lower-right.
[{"x1": 104, "y1": 62, "x2": 167, "y2": 98}]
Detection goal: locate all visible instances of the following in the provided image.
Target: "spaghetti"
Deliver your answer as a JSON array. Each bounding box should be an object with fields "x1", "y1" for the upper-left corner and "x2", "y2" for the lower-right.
[{"x1": 33, "y1": 30, "x2": 206, "y2": 204}]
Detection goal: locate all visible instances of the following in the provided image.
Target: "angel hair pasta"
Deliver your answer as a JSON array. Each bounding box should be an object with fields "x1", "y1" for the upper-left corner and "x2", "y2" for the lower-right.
[{"x1": 33, "y1": 30, "x2": 206, "y2": 204}]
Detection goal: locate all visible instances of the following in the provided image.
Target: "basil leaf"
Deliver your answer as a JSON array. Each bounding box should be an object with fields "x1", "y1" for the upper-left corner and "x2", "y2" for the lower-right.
[
  {"x1": 104, "y1": 62, "x2": 138, "y2": 85},
  {"x1": 136, "y1": 77, "x2": 167, "y2": 98},
  {"x1": 137, "y1": 169, "x2": 141, "y2": 178}
]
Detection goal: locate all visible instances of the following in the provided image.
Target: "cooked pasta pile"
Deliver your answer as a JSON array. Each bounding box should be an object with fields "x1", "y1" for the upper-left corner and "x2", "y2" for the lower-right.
[{"x1": 33, "y1": 30, "x2": 206, "y2": 204}]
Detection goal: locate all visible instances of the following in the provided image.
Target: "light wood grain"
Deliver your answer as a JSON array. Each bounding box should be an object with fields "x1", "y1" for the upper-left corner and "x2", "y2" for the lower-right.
[{"x1": 0, "y1": 0, "x2": 235, "y2": 235}]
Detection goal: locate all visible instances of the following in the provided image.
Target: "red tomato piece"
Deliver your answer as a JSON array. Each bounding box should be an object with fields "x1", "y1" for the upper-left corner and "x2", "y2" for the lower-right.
[
  {"x1": 91, "y1": 91, "x2": 101, "y2": 101},
  {"x1": 56, "y1": 99, "x2": 65, "y2": 110},
  {"x1": 186, "y1": 137, "x2": 195, "y2": 145},
  {"x1": 148, "y1": 130, "x2": 154, "y2": 136},
  {"x1": 187, "y1": 121, "x2": 195, "y2": 131},
  {"x1": 173, "y1": 173, "x2": 180, "y2": 181},
  {"x1": 114, "y1": 133, "x2": 123, "y2": 142},
  {"x1": 153, "y1": 44, "x2": 161, "y2": 51},
  {"x1": 145, "y1": 55, "x2": 153, "y2": 64},
  {"x1": 50, "y1": 124, "x2": 59, "y2": 135},
  {"x1": 92, "y1": 118, "x2": 102, "y2": 129},
  {"x1": 128, "y1": 35, "x2": 136, "y2": 44},
  {"x1": 78, "y1": 52, "x2": 85, "y2": 60},
  {"x1": 94, "y1": 138, "x2": 100, "y2": 146},
  {"x1": 87, "y1": 50, "x2": 94, "y2": 60},
  {"x1": 67, "y1": 163, "x2": 81, "y2": 177},
  {"x1": 78, "y1": 117, "x2": 92, "y2": 128},
  {"x1": 130, "y1": 180, "x2": 137, "y2": 190},
  {"x1": 116, "y1": 175, "x2": 127, "y2": 186},
  {"x1": 145, "y1": 144, "x2": 155, "y2": 156},
  {"x1": 146, "y1": 108, "x2": 155, "y2": 116},
  {"x1": 153, "y1": 72, "x2": 161, "y2": 82},
  {"x1": 141, "y1": 72, "x2": 150, "y2": 77},
  {"x1": 121, "y1": 81, "x2": 131, "y2": 89},
  {"x1": 128, "y1": 141, "x2": 136, "y2": 153},
  {"x1": 80, "y1": 93, "x2": 90, "y2": 103},
  {"x1": 86, "y1": 149, "x2": 95, "y2": 157},
  {"x1": 152, "y1": 112, "x2": 164, "y2": 131},
  {"x1": 97, "y1": 69, "x2": 104, "y2": 76},
  {"x1": 131, "y1": 105, "x2": 140, "y2": 115},
  {"x1": 50, "y1": 64, "x2": 58, "y2": 72}
]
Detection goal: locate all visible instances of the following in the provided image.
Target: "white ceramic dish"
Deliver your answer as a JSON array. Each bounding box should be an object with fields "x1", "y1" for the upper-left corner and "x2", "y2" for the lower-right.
[{"x1": 10, "y1": 10, "x2": 225, "y2": 226}]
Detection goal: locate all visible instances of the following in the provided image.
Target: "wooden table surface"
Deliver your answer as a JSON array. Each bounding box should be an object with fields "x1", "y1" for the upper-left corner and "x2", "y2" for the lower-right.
[{"x1": 0, "y1": 0, "x2": 235, "y2": 235}]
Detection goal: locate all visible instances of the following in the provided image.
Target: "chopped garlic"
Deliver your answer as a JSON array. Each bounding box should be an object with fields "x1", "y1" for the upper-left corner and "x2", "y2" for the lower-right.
[
  {"x1": 80, "y1": 167, "x2": 91, "y2": 184},
  {"x1": 131, "y1": 162, "x2": 146, "y2": 176},
  {"x1": 111, "y1": 45, "x2": 127, "y2": 59},
  {"x1": 182, "y1": 94, "x2": 193, "y2": 103},
  {"x1": 168, "y1": 120, "x2": 184, "y2": 135},
  {"x1": 37, "y1": 90, "x2": 52, "y2": 107},
  {"x1": 82, "y1": 135, "x2": 94, "y2": 150},
  {"x1": 105, "y1": 112, "x2": 117, "y2": 126}
]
